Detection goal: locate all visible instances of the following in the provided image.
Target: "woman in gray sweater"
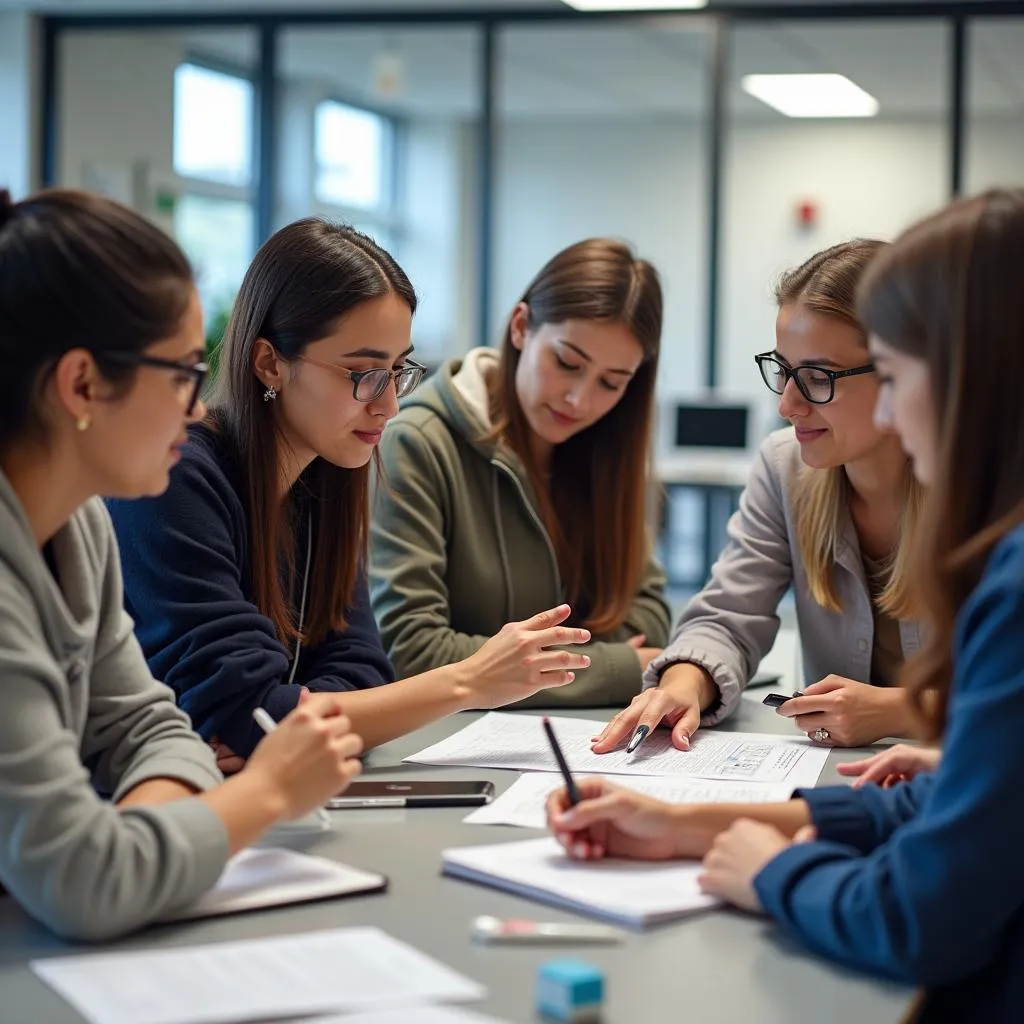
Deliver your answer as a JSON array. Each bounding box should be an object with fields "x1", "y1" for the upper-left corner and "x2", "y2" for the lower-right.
[
  {"x1": 595, "y1": 240, "x2": 926, "y2": 752},
  {"x1": 0, "y1": 187, "x2": 363, "y2": 941}
]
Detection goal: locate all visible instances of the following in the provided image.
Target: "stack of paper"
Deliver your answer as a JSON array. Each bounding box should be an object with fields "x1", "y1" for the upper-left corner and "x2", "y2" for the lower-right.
[
  {"x1": 407, "y1": 712, "x2": 829, "y2": 787},
  {"x1": 443, "y1": 836, "x2": 717, "y2": 927},
  {"x1": 304, "y1": 1011, "x2": 512, "y2": 1024},
  {"x1": 464, "y1": 773, "x2": 794, "y2": 829},
  {"x1": 31, "y1": 927, "x2": 485, "y2": 1024}
]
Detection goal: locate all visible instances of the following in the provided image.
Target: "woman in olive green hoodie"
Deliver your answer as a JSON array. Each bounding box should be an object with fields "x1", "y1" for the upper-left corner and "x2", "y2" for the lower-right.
[{"x1": 370, "y1": 239, "x2": 671, "y2": 707}]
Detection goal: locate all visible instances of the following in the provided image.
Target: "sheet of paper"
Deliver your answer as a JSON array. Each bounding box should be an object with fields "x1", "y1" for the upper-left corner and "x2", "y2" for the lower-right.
[
  {"x1": 301, "y1": 1009, "x2": 512, "y2": 1024},
  {"x1": 31, "y1": 927, "x2": 485, "y2": 1024},
  {"x1": 408, "y1": 712, "x2": 829, "y2": 787},
  {"x1": 464, "y1": 772, "x2": 795, "y2": 829},
  {"x1": 443, "y1": 836, "x2": 717, "y2": 926},
  {"x1": 164, "y1": 847, "x2": 386, "y2": 921}
]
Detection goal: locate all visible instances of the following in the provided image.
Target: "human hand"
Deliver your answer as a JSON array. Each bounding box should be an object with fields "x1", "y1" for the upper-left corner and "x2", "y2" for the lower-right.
[
  {"x1": 210, "y1": 739, "x2": 246, "y2": 775},
  {"x1": 837, "y1": 743, "x2": 941, "y2": 788},
  {"x1": 776, "y1": 675, "x2": 909, "y2": 747},
  {"x1": 698, "y1": 819, "x2": 798, "y2": 912},
  {"x1": 590, "y1": 662, "x2": 716, "y2": 754},
  {"x1": 546, "y1": 776, "x2": 686, "y2": 861},
  {"x1": 244, "y1": 692, "x2": 363, "y2": 819},
  {"x1": 460, "y1": 605, "x2": 591, "y2": 709}
]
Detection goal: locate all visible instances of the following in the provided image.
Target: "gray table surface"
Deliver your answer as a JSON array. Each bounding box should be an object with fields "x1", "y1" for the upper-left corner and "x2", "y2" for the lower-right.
[{"x1": 0, "y1": 695, "x2": 913, "y2": 1024}]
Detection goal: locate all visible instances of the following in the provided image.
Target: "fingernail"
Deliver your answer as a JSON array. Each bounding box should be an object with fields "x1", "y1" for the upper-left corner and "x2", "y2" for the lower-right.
[
  {"x1": 579, "y1": 630, "x2": 591, "y2": 642},
  {"x1": 573, "y1": 842, "x2": 588, "y2": 860},
  {"x1": 582, "y1": 656, "x2": 591, "y2": 666},
  {"x1": 556, "y1": 810, "x2": 576, "y2": 826}
]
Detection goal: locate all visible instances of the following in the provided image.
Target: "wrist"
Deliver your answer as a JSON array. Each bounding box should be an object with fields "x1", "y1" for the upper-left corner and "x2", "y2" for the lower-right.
[
  {"x1": 659, "y1": 662, "x2": 718, "y2": 711},
  {"x1": 447, "y1": 658, "x2": 476, "y2": 713},
  {"x1": 669, "y1": 804, "x2": 714, "y2": 859},
  {"x1": 231, "y1": 763, "x2": 289, "y2": 821}
]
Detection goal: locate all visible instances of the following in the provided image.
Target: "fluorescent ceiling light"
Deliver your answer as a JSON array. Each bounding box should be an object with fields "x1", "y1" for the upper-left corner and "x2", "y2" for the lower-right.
[
  {"x1": 562, "y1": 1, "x2": 708, "y2": 10},
  {"x1": 741, "y1": 73, "x2": 879, "y2": 118}
]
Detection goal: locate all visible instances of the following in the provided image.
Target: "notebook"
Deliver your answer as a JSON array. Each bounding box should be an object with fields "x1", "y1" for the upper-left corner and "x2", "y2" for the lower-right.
[
  {"x1": 162, "y1": 847, "x2": 387, "y2": 922},
  {"x1": 442, "y1": 837, "x2": 717, "y2": 928}
]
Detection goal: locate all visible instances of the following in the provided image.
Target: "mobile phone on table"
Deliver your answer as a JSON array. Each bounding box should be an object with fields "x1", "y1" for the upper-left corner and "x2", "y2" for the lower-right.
[
  {"x1": 762, "y1": 691, "x2": 804, "y2": 709},
  {"x1": 326, "y1": 780, "x2": 495, "y2": 809}
]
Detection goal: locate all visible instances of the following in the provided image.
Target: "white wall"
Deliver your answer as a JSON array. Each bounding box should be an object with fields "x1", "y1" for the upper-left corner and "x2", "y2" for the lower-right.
[
  {"x1": 492, "y1": 117, "x2": 708, "y2": 412},
  {"x1": 0, "y1": 11, "x2": 39, "y2": 199}
]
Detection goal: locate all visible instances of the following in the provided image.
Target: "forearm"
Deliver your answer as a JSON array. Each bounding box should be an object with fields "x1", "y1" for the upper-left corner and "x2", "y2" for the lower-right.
[
  {"x1": 117, "y1": 778, "x2": 199, "y2": 809},
  {"x1": 320, "y1": 664, "x2": 471, "y2": 750},
  {"x1": 672, "y1": 799, "x2": 812, "y2": 858}
]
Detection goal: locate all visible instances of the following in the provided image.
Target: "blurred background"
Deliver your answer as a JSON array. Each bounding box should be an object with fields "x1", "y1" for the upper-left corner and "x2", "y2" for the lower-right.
[{"x1": 2, "y1": 0, "x2": 1021, "y2": 599}]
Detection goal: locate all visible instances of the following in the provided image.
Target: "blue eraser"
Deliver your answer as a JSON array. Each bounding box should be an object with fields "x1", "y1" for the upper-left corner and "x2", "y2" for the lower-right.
[{"x1": 536, "y1": 958, "x2": 604, "y2": 1022}]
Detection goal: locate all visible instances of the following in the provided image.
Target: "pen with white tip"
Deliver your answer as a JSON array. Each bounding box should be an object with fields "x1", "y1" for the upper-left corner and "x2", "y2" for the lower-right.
[{"x1": 251, "y1": 707, "x2": 333, "y2": 830}]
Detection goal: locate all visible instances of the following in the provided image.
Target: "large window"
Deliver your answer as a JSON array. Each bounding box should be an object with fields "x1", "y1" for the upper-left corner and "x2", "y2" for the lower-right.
[
  {"x1": 171, "y1": 55, "x2": 257, "y2": 328},
  {"x1": 173, "y1": 62, "x2": 253, "y2": 187},
  {"x1": 314, "y1": 99, "x2": 392, "y2": 211}
]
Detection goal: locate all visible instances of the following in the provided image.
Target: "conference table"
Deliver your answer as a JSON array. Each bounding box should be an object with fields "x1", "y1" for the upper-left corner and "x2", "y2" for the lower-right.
[{"x1": 0, "y1": 693, "x2": 913, "y2": 1024}]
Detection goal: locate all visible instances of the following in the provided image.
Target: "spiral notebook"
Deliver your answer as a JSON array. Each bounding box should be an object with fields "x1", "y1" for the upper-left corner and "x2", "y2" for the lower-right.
[{"x1": 442, "y1": 837, "x2": 717, "y2": 928}]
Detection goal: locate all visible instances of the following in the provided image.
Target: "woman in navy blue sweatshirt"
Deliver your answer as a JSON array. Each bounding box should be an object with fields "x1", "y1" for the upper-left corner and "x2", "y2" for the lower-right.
[
  {"x1": 546, "y1": 189, "x2": 1024, "y2": 1022},
  {"x1": 109, "y1": 220, "x2": 591, "y2": 762}
]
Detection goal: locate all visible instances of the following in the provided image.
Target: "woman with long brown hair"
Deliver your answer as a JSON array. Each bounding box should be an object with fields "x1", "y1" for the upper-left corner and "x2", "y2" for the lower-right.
[
  {"x1": 109, "y1": 219, "x2": 589, "y2": 765},
  {"x1": 595, "y1": 239, "x2": 926, "y2": 752},
  {"x1": 370, "y1": 238, "x2": 671, "y2": 705},
  {"x1": 547, "y1": 189, "x2": 1024, "y2": 1021}
]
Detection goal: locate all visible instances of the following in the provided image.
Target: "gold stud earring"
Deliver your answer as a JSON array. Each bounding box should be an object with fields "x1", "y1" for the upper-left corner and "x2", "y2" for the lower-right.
[{"x1": 76, "y1": 416, "x2": 91, "y2": 432}]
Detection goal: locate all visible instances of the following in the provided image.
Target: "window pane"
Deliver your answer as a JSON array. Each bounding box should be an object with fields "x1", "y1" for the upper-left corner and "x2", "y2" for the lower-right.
[
  {"x1": 174, "y1": 63, "x2": 253, "y2": 187},
  {"x1": 314, "y1": 100, "x2": 387, "y2": 209},
  {"x1": 174, "y1": 194, "x2": 253, "y2": 328},
  {"x1": 966, "y1": 18, "x2": 1024, "y2": 192}
]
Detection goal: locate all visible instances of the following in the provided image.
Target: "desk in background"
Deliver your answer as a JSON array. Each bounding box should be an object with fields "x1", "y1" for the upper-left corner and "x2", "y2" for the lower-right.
[
  {"x1": 656, "y1": 450, "x2": 753, "y2": 588},
  {"x1": 0, "y1": 701, "x2": 910, "y2": 1024}
]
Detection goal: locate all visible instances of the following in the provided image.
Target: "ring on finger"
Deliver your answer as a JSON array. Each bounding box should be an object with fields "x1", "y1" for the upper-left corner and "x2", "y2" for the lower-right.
[{"x1": 811, "y1": 727, "x2": 831, "y2": 743}]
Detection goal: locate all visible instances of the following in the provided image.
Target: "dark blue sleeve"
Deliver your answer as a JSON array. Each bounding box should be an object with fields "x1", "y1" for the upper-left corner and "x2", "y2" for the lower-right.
[
  {"x1": 753, "y1": 538, "x2": 1024, "y2": 986},
  {"x1": 108, "y1": 449, "x2": 302, "y2": 757},
  {"x1": 292, "y1": 572, "x2": 395, "y2": 693},
  {"x1": 792, "y1": 773, "x2": 934, "y2": 855}
]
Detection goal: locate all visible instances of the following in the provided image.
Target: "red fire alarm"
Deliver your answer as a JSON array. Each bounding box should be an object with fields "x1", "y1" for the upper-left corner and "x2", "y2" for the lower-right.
[{"x1": 796, "y1": 200, "x2": 818, "y2": 229}]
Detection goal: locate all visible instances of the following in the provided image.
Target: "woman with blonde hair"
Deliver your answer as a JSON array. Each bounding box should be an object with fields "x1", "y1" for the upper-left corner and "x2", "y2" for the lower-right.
[
  {"x1": 370, "y1": 238, "x2": 671, "y2": 706},
  {"x1": 595, "y1": 239, "x2": 925, "y2": 751}
]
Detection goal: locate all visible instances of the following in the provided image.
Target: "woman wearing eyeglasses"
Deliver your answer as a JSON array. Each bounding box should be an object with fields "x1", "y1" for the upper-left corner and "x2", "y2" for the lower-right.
[
  {"x1": 594, "y1": 239, "x2": 925, "y2": 753},
  {"x1": 0, "y1": 189, "x2": 366, "y2": 940},
  {"x1": 369, "y1": 238, "x2": 671, "y2": 708},
  {"x1": 109, "y1": 219, "x2": 589, "y2": 766}
]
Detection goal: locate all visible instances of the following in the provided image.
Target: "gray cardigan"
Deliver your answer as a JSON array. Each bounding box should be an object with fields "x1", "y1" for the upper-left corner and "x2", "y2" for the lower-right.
[
  {"x1": 0, "y1": 470, "x2": 228, "y2": 941},
  {"x1": 645, "y1": 427, "x2": 923, "y2": 723}
]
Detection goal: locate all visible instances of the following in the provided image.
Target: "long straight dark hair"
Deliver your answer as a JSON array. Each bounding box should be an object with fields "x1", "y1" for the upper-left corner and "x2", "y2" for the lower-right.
[
  {"x1": 489, "y1": 238, "x2": 662, "y2": 634},
  {"x1": 857, "y1": 189, "x2": 1024, "y2": 741},
  {"x1": 208, "y1": 219, "x2": 416, "y2": 646}
]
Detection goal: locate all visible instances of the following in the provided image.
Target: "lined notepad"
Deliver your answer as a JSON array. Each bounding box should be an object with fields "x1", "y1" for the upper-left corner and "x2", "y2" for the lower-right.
[{"x1": 443, "y1": 836, "x2": 717, "y2": 927}]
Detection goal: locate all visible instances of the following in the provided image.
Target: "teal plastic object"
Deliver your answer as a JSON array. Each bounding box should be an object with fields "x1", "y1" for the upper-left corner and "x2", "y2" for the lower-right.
[{"x1": 536, "y1": 958, "x2": 604, "y2": 1022}]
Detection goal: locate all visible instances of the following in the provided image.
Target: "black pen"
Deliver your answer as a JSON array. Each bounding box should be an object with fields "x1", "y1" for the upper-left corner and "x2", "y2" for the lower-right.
[
  {"x1": 625, "y1": 723, "x2": 650, "y2": 754},
  {"x1": 541, "y1": 716, "x2": 580, "y2": 807}
]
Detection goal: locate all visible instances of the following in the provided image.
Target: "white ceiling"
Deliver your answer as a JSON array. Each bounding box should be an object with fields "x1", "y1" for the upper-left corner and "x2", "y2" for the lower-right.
[{"x1": 147, "y1": 14, "x2": 1024, "y2": 119}]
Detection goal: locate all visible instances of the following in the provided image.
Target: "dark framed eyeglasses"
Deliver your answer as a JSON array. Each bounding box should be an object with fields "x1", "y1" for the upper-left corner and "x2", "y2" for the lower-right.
[
  {"x1": 99, "y1": 351, "x2": 208, "y2": 415},
  {"x1": 297, "y1": 355, "x2": 428, "y2": 403},
  {"x1": 754, "y1": 352, "x2": 875, "y2": 406}
]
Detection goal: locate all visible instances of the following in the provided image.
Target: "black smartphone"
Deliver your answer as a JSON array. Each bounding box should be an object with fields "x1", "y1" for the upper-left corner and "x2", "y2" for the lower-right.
[
  {"x1": 762, "y1": 691, "x2": 803, "y2": 708},
  {"x1": 326, "y1": 780, "x2": 495, "y2": 809}
]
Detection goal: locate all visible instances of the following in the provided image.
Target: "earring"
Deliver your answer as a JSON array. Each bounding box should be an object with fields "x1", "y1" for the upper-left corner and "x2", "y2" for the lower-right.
[
  {"x1": 75, "y1": 416, "x2": 91, "y2": 432},
  {"x1": 263, "y1": 386, "x2": 277, "y2": 402}
]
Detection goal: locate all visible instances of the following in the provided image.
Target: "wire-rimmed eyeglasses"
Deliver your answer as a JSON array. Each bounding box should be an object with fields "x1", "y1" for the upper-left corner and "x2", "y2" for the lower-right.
[
  {"x1": 755, "y1": 352, "x2": 875, "y2": 405},
  {"x1": 297, "y1": 355, "x2": 428, "y2": 403}
]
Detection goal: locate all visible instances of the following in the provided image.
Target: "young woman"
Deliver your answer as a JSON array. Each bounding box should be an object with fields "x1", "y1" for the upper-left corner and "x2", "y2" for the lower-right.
[
  {"x1": 370, "y1": 238, "x2": 671, "y2": 707},
  {"x1": 594, "y1": 239, "x2": 925, "y2": 752},
  {"x1": 0, "y1": 188, "x2": 363, "y2": 940},
  {"x1": 549, "y1": 189, "x2": 1024, "y2": 1021},
  {"x1": 109, "y1": 220, "x2": 589, "y2": 767}
]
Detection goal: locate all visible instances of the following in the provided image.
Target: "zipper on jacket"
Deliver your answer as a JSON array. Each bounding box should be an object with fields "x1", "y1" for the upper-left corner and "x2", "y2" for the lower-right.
[{"x1": 491, "y1": 459, "x2": 563, "y2": 595}]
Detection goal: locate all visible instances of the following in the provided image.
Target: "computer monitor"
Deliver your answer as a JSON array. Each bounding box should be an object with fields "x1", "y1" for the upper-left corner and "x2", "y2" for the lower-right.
[{"x1": 673, "y1": 403, "x2": 749, "y2": 450}]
